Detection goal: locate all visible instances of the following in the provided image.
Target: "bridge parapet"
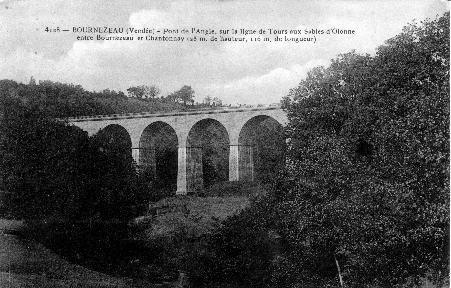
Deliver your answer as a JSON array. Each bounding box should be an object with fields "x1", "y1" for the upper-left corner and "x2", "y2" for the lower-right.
[{"x1": 64, "y1": 105, "x2": 282, "y2": 122}]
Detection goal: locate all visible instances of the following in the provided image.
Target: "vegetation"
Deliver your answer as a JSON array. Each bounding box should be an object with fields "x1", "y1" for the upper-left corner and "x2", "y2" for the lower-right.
[
  {"x1": 185, "y1": 13, "x2": 449, "y2": 288},
  {"x1": 0, "y1": 98, "x2": 144, "y2": 222},
  {"x1": 279, "y1": 13, "x2": 449, "y2": 287},
  {"x1": 126, "y1": 84, "x2": 161, "y2": 100},
  {"x1": 166, "y1": 85, "x2": 196, "y2": 106},
  {"x1": 0, "y1": 79, "x2": 224, "y2": 121},
  {"x1": 252, "y1": 118, "x2": 286, "y2": 184}
]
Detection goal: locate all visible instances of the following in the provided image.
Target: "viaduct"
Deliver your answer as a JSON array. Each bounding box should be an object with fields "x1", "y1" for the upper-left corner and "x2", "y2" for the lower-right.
[{"x1": 66, "y1": 106, "x2": 287, "y2": 195}]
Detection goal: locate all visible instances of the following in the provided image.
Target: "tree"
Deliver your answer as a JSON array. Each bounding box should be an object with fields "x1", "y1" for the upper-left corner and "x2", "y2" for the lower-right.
[
  {"x1": 212, "y1": 97, "x2": 222, "y2": 107},
  {"x1": 203, "y1": 96, "x2": 212, "y2": 106},
  {"x1": 89, "y1": 127, "x2": 144, "y2": 220},
  {"x1": 0, "y1": 102, "x2": 93, "y2": 220},
  {"x1": 29, "y1": 76, "x2": 36, "y2": 85},
  {"x1": 0, "y1": 82, "x2": 147, "y2": 221},
  {"x1": 253, "y1": 118, "x2": 286, "y2": 183},
  {"x1": 278, "y1": 13, "x2": 449, "y2": 287},
  {"x1": 167, "y1": 85, "x2": 195, "y2": 106},
  {"x1": 127, "y1": 85, "x2": 160, "y2": 100}
]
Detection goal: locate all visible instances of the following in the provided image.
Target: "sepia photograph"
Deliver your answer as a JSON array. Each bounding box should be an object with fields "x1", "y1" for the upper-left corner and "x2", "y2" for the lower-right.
[{"x1": 0, "y1": 0, "x2": 449, "y2": 287}]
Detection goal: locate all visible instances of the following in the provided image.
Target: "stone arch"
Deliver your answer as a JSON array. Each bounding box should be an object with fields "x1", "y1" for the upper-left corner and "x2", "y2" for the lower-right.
[
  {"x1": 238, "y1": 115, "x2": 285, "y2": 182},
  {"x1": 186, "y1": 118, "x2": 230, "y2": 192},
  {"x1": 139, "y1": 121, "x2": 178, "y2": 191}
]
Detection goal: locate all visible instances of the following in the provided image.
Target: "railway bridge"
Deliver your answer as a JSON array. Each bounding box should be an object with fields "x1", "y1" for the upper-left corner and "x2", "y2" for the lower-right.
[{"x1": 66, "y1": 106, "x2": 287, "y2": 195}]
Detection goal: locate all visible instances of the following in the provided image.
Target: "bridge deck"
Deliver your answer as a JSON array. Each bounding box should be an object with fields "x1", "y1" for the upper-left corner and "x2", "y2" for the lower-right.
[{"x1": 64, "y1": 105, "x2": 282, "y2": 122}]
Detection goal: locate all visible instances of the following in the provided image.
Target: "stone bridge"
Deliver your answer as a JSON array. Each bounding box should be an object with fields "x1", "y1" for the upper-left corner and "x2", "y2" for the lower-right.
[{"x1": 66, "y1": 106, "x2": 287, "y2": 195}]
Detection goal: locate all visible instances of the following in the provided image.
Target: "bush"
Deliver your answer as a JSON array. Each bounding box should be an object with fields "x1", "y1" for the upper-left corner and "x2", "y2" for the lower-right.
[{"x1": 186, "y1": 194, "x2": 277, "y2": 287}]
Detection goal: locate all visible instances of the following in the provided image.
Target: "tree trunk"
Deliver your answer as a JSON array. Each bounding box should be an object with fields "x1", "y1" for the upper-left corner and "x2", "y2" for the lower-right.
[{"x1": 334, "y1": 255, "x2": 344, "y2": 288}]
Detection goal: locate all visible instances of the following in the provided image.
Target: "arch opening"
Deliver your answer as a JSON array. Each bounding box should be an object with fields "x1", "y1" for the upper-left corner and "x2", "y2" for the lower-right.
[
  {"x1": 95, "y1": 124, "x2": 132, "y2": 155},
  {"x1": 187, "y1": 119, "x2": 230, "y2": 192},
  {"x1": 139, "y1": 122, "x2": 178, "y2": 192},
  {"x1": 238, "y1": 115, "x2": 285, "y2": 183}
]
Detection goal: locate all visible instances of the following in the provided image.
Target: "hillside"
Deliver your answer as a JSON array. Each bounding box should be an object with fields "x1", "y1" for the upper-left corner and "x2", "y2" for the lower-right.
[{"x1": 0, "y1": 79, "x2": 208, "y2": 119}]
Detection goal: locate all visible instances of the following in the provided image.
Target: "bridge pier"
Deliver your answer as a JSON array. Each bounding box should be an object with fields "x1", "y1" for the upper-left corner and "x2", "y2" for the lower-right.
[
  {"x1": 137, "y1": 143, "x2": 255, "y2": 195},
  {"x1": 176, "y1": 147, "x2": 188, "y2": 195},
  {"x1": 229, "y1": 144, "x2": 239, "y2": 181},
  {"x1": 229, "y1": 144, "x2": 254, "y2": 182},
  {"x1": 177, "y1": 146, "x2": 204, "y2": 194},
  {"x1": 132, "y1": 147, "x2": 140, "y2": 167}
]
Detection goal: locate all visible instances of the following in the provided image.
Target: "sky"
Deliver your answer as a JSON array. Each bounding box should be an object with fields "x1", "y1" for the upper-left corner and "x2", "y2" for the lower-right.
[{"x1": 0, "y1": 0, "x2": 448, "y2": 105}]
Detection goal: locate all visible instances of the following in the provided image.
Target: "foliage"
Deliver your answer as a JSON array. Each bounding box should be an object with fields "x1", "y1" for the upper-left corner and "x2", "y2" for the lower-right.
[
  {"x1": 0, "y1": 79, "x2": 113, "y2": 118},
  {"x1": 127, "y1": 85, "x2": 160, "y2": 100},
  {"x1": 0, "y1": 79, "x2": 189, "y2": 119},
  {"x1": 203, "y1": 181, "x2": 266, "y2": 197},
  {"x1": 186, "y1": 194, "x2": 277, "y2": 288},
  {"x1": 88, "y1": 127, "x2": 147, "y2": 220},
  {"x1": 0, "y1": 90, "x2": 148, "y2": 221},
  {"x1": 253, "y1": 118, "x2": 286, "y2": 184},
  {"x1": 203, "y1": 96, "x2": 223, "y2": 107},
  {"x1": 167, "y1": 85, "x2": 195, "y2": 106},
  {"x1": 277, "y1": 13, "x2": 449, "y2": 287},
  {"x1": 0, "y1": 105, "x2": 92, "y2": 220}
]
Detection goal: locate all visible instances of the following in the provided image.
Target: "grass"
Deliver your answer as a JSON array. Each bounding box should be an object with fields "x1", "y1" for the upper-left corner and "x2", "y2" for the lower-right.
[{"x1": 132, "y1": 181, "x2": 268, "y2": 240}]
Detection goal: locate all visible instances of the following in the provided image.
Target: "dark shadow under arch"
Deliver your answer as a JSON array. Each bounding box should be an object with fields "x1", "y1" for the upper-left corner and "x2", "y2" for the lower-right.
[
  {"x1": 187, "y1": 118, "x2": 230, "y2": 192},
  {"x1": 238, "y1": 115, "x2": 285, "y2": 183},
  {"x1": 139, "y1": 121, "x2": 178, "y2": 191}
]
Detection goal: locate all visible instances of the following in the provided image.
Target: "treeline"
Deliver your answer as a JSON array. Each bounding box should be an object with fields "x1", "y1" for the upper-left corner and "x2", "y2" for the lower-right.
[
  {"x1": 181, "y1": 13, "x2": 449, "y2": 287},
  {"x1": 0, "y1": 79, "x2": 223, "y2": 120},
  {"x1": 126, "y1": 84, "x2": 225, "y2": 108}
]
